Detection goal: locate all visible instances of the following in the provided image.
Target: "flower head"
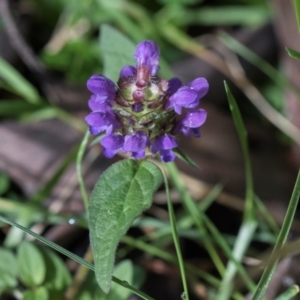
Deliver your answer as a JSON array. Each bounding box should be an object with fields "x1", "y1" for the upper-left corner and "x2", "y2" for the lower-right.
[{"x1": 85, "y1": 40, "x2": 208, "y2": 162}]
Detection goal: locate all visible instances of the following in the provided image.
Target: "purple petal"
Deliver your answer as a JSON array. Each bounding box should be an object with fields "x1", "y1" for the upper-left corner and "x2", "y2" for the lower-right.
[
  {"x1": 170, "y1": 87, "x2": 198, "y2": 106},
  {"x1": 85, "y1": 112, "x2": 120, "y2": 136},
  {"x1": 182, "y1": 109, "x2": 207, "y2": 128},
  {"x1": 187, "y1": 78, "x2": 209, "y2": 99},
  {"x1": 166, "y1": 86, "x2": 198, "y2": 114},
  {"x1": 134, "y1": 40, "x2": 160, "y2": 75},
  {"x1": 151, "y1": 135, "x2": 178, "y2": 153},
  {"x1": 85, "y1": 112, "x2": 107, "y2": 127},
  {"x1": 88, "y1": 96, "x2": 112, "y2": 112},
  {"x1": 168, "y1": 77, "x2": 182, "y2": 96},
  {"x1": 86, "y1": 74, "x2": 116, "y2": 101},
  {"x1": 102, "y1": 148, "x2": 119, "y2": 158},
  {"x1": 131, "y1": 150, "x2": 145, "y2": 159},
  {"x1": 120, "y1": 66, "x2": 137, "y2": 77},
  {"x1": 123, "y1": 132, "x2": 148, "y2": 152},
  {"x1": 160, "y1": 149, "x2": 176, "y2": 162},
  {"x1": 100, "y1": 134, "x2": 124, "y2": 150},
  {"x1": 89, "y1": 126, "x2": 104, "y2": 136}
]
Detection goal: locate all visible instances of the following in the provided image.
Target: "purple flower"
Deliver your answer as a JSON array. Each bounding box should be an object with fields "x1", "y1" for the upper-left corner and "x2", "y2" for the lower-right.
[
  {"x1": 168, "y1": 77, "x2": 182, "y2": 96},
  {"x1": 120, "y1": 66, "x2": 136, "y2": 77},
  {"x1": 85, "y1": 112, "x2": 120, "y2": 136},
  {"x1": 85, "y1": 40, "x2": 209, "y2": 163},
  {"x1": 134, "y1": 41, "x2": 160, "y2": 76},
  {"x1": 187, "y1": 78, "x2": 209, "y2": 99},
  {"x1": 151, "y1": 134, "x2": 178, "y2": 162},
  {"x1": 100, "y1": 133, "x2": 125, "y2": 158},
  {"x1": 174, "y1": 109, "x2": 207, "y2": 137},
  {"x1": 123, "y1": 132, "x2": 149, "y2": 159},
  {"x1": 88, "y1": 95, "x2": 112, "y2": 112},
  {"x1": 166, "y1": 77, "x2": 209, "y2": 114},
  {"x1": 166, "y1": 86, "x2": 198, "y2": 114},
  {"x1": 87, "y1": 74, "x2": 116, "y2": 103}
]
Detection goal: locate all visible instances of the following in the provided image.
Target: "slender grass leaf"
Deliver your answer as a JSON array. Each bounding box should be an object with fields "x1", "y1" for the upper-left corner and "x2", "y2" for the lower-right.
[
  {"x1": 286, "y1": 47, "x2": 300, "y2": 61},
  {"x1": 17, "y1": 241, "x2": 46, "y2": 287},
  {"x1": 293, "y1": 0, "x2": 300, "y2": 34},
  {"x1": 178, "y1": 6, "x2": 270, "y2": 26},
  {"x1": 0, "y1": 57, "x2": 41, "y2": 103},
  {"x1": 173, "y1": 148, "x2": 198, "y2": 168},
  {"x1": 275, "y1": 285, "x2": 300, "y2": 300},
  {"x1": 89, "y1": 159, "x2": 162, "y2": 293},
  {"x1": 217, "y1": 82, "x2": 257, "y2": 300},
  {"x1": 252, "y1": 169, "x2": 300, "y2": 300}
]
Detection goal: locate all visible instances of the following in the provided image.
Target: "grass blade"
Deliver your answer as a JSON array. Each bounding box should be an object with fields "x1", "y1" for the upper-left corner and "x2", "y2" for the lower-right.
[
  {"x1": 252, "y1": 169, "x2": 300, "y2": 300},
  {"x1": 275, "y1": 285, "x2": 300, "y2": 300},
  {"x1": 293, "y1": 0, "x2": 300, "y2": 34},
  {"x1": 0, "y1": 56, "x2": 41, "y2": 103},
  {"x1": 217, "y1": 82, "x2": 257, "y2": 300}
]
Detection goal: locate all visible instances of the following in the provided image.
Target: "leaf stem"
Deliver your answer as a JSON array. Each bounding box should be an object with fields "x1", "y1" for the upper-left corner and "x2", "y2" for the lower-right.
[{"x1": 162, "y1": 166, "x2": 190, "y2": 300}]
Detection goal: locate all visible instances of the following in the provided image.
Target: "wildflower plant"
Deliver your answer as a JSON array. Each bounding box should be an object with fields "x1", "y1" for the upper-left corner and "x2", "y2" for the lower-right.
[{"x1": 86, "y1": 34, "x2": 209, "y2": 295}]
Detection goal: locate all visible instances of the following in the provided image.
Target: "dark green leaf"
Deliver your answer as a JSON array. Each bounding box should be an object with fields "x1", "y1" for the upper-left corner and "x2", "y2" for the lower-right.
[
  {"x1": 40, "y1": 247, "x2": 71, "y2": 300},
  {"x1": 100, "y1": 24, "x2": 136, "y2": 81},
  {"x1": 17, "y1": 241, "x2": 46, "y2": 287},
  {"x1": 286, "y1": 47, "x2": 300, "y2": 61},
  {"x1": 89, "y1": 159, "x2": 163, "y2": 293},
  {"x1": 0, "y1": 247, "x2": 18, "y2": 292}
]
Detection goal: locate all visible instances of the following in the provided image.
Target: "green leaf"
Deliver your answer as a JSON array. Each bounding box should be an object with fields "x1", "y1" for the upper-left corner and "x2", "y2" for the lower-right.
[
  {"x1": 107, "y1": 260, "x2": 134, "y2": 300},
  {"x1": 0, "y1": 247, "x2": 18, "y2": 292},
  {"x1": 100, "y1": 24, "x2": 136, "y2": 81},
  {"x1": 286, "y1": 47, "x2": 300, "y2": 61},
  {"x1": 0, "y1": 56, "x2": 41, "y2": 103},
  {"x1": 23, "y1": 286, "x2": 49, "y2": 300},
  {"x1": 89, "y1": 159, "x2": 163, "y2": 293},
  {"x1": 40, "y1": 247, "x2": 71, "y2": 300},
  {"x1": 17, "y1": 241, "x2": 46, "y2": 287}
]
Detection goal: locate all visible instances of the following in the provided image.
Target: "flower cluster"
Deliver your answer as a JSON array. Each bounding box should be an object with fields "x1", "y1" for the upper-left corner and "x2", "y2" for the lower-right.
[{"x1": 85, "y1": 40, "x2": 208, "y2": 162}]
